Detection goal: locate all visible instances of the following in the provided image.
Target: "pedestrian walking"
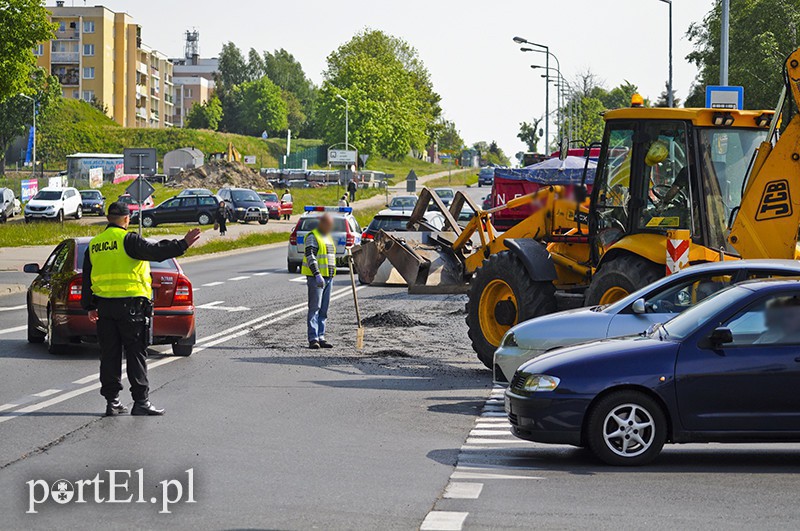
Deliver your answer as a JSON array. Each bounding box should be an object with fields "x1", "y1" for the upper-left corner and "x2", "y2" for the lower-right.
[
  {"x1": 281, "y1": 189, "x2": 292, "y2": 220},
  {"x1": 338, "y1": 195, "x2": 349, "y2": 207},
  {"x1": 215, "y1": 200, "x2": 228, "y2": 236},
  {"x1": 347, "y1": 178, "x2": 357, "y2": 203},
  {"x1": 81, "y1": 202, "x2": 201, "y2": 416},
  {"x1": 302, "y1": 213, "x2": 336, "y2": 349}
]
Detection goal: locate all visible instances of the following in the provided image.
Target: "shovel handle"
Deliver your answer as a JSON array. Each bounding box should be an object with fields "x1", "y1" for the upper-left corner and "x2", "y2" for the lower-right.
[{"x1": 346, "y1": 248, "x2": 362, "y2": 325}]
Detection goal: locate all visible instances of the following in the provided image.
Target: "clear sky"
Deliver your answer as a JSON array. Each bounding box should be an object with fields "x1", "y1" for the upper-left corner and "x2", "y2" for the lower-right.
[{"x1": 80, "y1": 0, "x2": 714, "y2": 157}]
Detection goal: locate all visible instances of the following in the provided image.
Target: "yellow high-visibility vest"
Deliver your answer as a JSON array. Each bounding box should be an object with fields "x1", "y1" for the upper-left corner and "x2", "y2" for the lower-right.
[
  {"x1": 301, "y1": 229, "x2": 336, "y2": 277},
  {"x1": 89, "y1": 227, "x2": 151, "y2": 298}
]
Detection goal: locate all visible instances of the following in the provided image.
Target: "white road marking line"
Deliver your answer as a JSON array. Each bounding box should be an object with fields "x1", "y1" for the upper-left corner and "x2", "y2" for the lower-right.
[
  {"x1": 228, "y1": 276, "x2": 250, "y2": 281},
  {"x1": 451, "y1": 471, "x2": 543, "y2": 480},
  {"x1": 252, "y1": 272, "x2": 270, "y2": 276},
  {"x1": 32, "y1": 389, "x2": 61, "y2": 398},
  {"x1": 468, "y1": 430, "x2": 513, "y2": 436},
  {"x1": 289, "y1": 276, "x2": 307, "y2": 283},
  {"x1": 201, "y1": 281, "x2": 224, "y2": 287},
  {"x1": 73, "y1": 373, "x2": 99, "y2": 385},
  {"x1": 480, "y1": 412, "x2": 506, "y2": 418},
  {"x1": 464, "y1": 440, "x2": 529, "y2": 446},
  {"x1": 0, "y1": 404, "x2": 18, "y2": 412},
  {"x1": 196, "y1": 301, "x2": 250, "y2": 312},
  {"x1": 0, "y1": 288, "x2": 363, "y2": 423},
  {"x1": 0, "y1": 305, "x2": 26, "y2": 312},
  {"x1": 0, "y1": 325, "x2": 27, "y2": 336},
  {"x1": 443, "y1": 482, "x2": 483, "y2": 499},
  {"x1": 420, "y1": 511, "x2": 468, "y2": 531},
  {"x1": 456, "y1": 462, "x2": 542, "y2": 472}
]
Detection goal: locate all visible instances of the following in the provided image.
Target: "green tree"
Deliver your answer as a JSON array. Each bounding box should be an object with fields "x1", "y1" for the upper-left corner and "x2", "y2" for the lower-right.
[
  {"x1": 0, "y1": 69, "x2": 60, "y2": 174},
  {"x1": 472, "y1": 140, "x2": 510, "y2": 166},
  {"x1": 0, "y1": 0, "x2": 56, "y2": 104},
  {"x1": 518, "y1": 117, "x2": 543, "y2": 152},
  {"x1": 317, "y1": 29, "x2": 441, "y2": 159},
  {"x1": 685, "y1": 0, "x2": 800, "y2": 109},
  {"x1": 437, "y1": 119, "x2": 464, "y2": 151},
  {"x1": 247, "y1": 48, "x2": 266, "y2": 82},
  {"x1": 226, "y1": 76, "x2": 287, "y2": 136},
  {"x1": 216, "y1": 42, "x2": 248, "y2": 91},
  {"x1": 263, "y1": 49, "x2": 317, "y2": 135},
  {"x1": 186, "y1": 94, "x2": 223, "y2": 131},
  {"x1": 654, "y1": 81, "x2": 682, "y2": 108},
  {"x1": 281, "y1": 89, "x2": 306, "y2": 135}
]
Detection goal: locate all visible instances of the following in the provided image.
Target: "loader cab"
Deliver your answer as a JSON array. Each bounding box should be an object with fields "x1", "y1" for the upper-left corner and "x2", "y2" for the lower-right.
[{"x1": 589, "y1": 108, "x2": 771, "y2": 262}]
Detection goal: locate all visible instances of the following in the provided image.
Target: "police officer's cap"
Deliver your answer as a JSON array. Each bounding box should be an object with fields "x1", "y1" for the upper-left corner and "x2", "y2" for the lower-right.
[{"x1": 107, "y1": 202, "x2": 130, "y2": 217}]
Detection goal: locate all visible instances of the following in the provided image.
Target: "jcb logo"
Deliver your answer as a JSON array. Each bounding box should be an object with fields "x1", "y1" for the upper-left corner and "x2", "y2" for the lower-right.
[{"x1": 756, "y1": 179, "x2": 793, "y2": 221}]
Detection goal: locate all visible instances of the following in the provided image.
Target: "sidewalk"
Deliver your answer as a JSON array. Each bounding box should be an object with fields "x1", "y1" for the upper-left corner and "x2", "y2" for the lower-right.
[{"x1": 0, "y1": 166, "x2": 473, "y2": 271}]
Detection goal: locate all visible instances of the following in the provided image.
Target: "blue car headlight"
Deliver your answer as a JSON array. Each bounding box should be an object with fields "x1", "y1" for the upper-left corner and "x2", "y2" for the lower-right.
[{"x1": 521, "y1": 374, "x2": 560, "y2": 392}]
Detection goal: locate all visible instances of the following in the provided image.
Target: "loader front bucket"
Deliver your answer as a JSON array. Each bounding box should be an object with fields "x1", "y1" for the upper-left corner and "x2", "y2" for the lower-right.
[{"x1": 352, "y1": 230, "x2": 469, "y2": 294}]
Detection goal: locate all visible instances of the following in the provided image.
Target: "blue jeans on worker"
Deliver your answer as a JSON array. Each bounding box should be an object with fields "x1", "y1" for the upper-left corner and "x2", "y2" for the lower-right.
[{"x1": 307, "y1": 276, "x2": 333, "y2": 342}]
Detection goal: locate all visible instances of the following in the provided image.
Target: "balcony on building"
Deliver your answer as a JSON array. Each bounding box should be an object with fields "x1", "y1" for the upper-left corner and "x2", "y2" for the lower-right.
[
  {"x1": 54, "y1": 20, "x2": 80, "y2": 40},
  {"x1": 52, "y1": 66, "x2": 79, "y2": 86}
]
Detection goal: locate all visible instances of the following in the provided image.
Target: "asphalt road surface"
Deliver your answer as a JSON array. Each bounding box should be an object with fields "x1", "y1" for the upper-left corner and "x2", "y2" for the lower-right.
[{"x1": 1, "y1": 211, "x2": 799, "y2": 529}]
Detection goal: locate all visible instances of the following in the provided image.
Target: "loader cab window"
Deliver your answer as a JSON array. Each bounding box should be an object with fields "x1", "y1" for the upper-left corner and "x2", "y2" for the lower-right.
[
  {"x1": 636, "y1": 122, "x2": 692, "y2": 233},
  {"x1": 594, "y1": 125, "x2": 635, "y2": 246},
  {"x1": 698, "y1": 128, "x2": 767, "y2": 250}
]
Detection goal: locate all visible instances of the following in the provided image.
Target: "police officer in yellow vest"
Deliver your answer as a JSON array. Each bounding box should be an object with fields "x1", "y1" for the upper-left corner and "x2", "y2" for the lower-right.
[
  {"x1": 302, "y1": 213, "x2": 336, "y2": 349},
  {"x1": 81, "y1": 202, "x2": 201, "y2": 416}
]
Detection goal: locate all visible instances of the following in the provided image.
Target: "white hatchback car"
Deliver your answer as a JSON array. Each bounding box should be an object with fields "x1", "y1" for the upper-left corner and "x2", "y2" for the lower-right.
[
  {"x1": 287, "y1": 206, "x2": 362, "y2": 273},
  {"x1": 24, "y1": 187, "x2": 83, "y2": 223}
]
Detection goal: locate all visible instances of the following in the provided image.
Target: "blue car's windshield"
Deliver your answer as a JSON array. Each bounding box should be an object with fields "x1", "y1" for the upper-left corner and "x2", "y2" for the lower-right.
[{"x1": 660, "y1": 285, "x2": 749, "y2": 339}]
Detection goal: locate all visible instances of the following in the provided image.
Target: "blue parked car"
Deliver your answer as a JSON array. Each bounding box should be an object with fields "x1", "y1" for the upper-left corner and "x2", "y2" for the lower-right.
[{"x1": 505, "y1": 278, "x2": 800, "y2": 466}]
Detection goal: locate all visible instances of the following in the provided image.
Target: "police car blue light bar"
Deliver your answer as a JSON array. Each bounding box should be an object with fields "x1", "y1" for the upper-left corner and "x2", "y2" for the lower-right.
[{"x1": 303, "y1": 206, "x2": 353, "y2": 213}]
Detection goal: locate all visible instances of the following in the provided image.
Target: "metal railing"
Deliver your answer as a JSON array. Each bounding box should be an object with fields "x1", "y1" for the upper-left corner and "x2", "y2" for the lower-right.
[{"x1": 280, "y1": 145, "x2": 328, "y2": 169}]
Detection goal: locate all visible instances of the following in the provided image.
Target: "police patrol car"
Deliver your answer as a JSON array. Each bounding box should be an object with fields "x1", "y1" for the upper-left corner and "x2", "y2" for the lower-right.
[{"x1": 287, "y1": 206, "x2": 362, "y2": 273}]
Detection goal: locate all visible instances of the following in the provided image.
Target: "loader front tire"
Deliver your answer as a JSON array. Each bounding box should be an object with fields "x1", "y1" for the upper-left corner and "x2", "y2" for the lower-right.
[
  {"x1": 466, "y1": 251, "x2": 557, "y2": 369},
  {"x1": 585, "y1": 254, "x2": 663, "y2": 307}
]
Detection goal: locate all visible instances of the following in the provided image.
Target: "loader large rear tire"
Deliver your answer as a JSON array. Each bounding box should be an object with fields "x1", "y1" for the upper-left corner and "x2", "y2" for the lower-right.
[
  {"x1": 466, "y1": 251, "x2": 557, "y2": 369},
  {"x1": 584, "y1": 254, "x2": 663, "y2": 307}
]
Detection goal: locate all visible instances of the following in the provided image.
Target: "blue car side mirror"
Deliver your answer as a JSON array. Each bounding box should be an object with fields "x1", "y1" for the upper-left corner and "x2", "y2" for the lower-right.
[{"x1": 709, "y1": 327, "x2": 733, "y2": 346}]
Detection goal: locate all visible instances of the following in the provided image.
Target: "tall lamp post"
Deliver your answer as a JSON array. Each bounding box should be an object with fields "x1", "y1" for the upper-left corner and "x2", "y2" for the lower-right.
[
  {"x1": 658, "y1": 0, "x2": 674, "y2": 106},
  {"x1": 516, "y1": 37, "x2": 562, "y2": 152},
  {"x1": 720, "y1": 0, "x2": 730, "y2": 85},
  {"x1": 19, "y1": 93, "x2": 37, "y2": 175},
  {"x1": 336, "y1": 94, "x2": 349, "y2": 149}
]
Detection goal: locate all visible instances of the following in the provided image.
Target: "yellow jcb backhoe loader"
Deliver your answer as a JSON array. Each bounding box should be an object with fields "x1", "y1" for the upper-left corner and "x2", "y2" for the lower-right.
[{"x1": 354, "y1": 48, "x2": 800, "y2": 368}]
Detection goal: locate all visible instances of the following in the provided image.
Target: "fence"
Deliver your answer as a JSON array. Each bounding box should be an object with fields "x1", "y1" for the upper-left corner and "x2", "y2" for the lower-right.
[{"x1": 280, "y1": 146, "x2": 327, "y2": 170}]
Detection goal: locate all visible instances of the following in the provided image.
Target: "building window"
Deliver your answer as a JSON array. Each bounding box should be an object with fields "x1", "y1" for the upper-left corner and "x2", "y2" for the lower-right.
[
  {"x1": 184, "y1": 88, "x2": 193, "y2": 98},
  {"x1": 83, "y1": 21, "x2": 95, "y2": 33},
  {"x1": 59, "y1": 21, "x2": 66, "y2": 32},
  {"x1": 72, "y1": 90, "x2": 80, "y2": 99},
  {"x1": 33, "y1": 44, "x2": 44, "y2": 56},
  {"x1": 83, "y1": 67, "x2": 95, "y2": 79},
  {"x1": 83, "y1": 44, "x2": 94, "y2": 56},
  {"x1": 82, "y1": 90, "x2": 95, "y2": 102}
]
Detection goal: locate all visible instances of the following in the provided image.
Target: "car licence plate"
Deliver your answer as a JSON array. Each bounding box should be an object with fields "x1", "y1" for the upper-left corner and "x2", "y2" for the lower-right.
[{"x1": 504, "y1": 394, "x2": 511, "y2": 414}]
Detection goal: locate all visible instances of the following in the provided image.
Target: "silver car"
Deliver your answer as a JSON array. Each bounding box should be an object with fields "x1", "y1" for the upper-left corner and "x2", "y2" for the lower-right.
[
  {"x1": 287, "y1": 207, "x2": 362, "y2": 273},
  {"x1": 493, "y1": 259, "x2": 800, "y2": 383}
]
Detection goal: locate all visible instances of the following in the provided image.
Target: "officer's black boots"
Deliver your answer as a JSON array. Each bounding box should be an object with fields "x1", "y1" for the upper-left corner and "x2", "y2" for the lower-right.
[
  {"x1": 131, "y1": 400, "x2": 165, "y2": 416},
  {"x1": 319, "y1": 340, "x2": 334, "y2": 348},
  {"x1": 105, "y1": 399, "x2": 128, "y2": 416}
]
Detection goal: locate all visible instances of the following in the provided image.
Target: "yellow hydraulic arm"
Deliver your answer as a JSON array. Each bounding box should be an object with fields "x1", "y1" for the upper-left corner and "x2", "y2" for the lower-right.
[{"x1": 729, "y1": 48, "x2": 800, "y2": 259}]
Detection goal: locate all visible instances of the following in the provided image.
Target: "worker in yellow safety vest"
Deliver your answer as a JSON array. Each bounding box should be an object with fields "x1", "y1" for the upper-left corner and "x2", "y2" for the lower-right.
[
  {"x1": 81, "y1": 201, "x2": 201, "y2": 416},
  {"x1": 302, "y1": 213, "x2": 337, "y2": 349}
]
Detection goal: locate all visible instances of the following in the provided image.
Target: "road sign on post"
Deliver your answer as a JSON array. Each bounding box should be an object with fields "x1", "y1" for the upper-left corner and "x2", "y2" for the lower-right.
[
  {"x1": 125, "y1": 177, "x2": 155, "y2": 204},
  {"x1": 328, "y1": 148, "x2": 357, "y2": 165},
  {"x1": 359, "y1": 154, "x2": 369, "y2": 167},
  {"x1": 123, "y1": 148, "x2": 157, "y2": 235},
  {"x1": 406, "y1": 170, "x2": 417, "y2": 193},
  {"x1": 705, "y1": 85, "x2": 744, "y2": 110}
]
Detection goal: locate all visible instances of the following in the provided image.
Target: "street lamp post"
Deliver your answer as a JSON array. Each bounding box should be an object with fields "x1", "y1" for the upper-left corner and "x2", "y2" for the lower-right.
[
  {"x1": 336, "y1": 94, "x2": 349, "y2": 149},
  {"x1": 19, "y1": 93, "x2": 37, "y2": 175},
  {"x1": 516, "y1": 37, "x2": 562, "y2": 152},
  {"x1": 720, "y1": 0, "x2": 730, "y2": 85},
  {"x1": 659, "y1": 0, "x2": 674, "y2": 106}
]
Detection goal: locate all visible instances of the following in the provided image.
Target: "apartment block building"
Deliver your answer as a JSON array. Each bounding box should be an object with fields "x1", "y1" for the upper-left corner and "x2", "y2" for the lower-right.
[
  {"x1": 170, "y1": 31, "x2": 218, "y2": 126},
  {"x1": 35, "y1": 3, "x2": 174, "y2": 128}
]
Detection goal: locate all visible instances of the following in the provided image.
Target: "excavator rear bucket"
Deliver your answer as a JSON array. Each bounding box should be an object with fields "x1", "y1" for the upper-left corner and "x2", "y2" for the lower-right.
[
  {"x1": 350, "y1": 187, "x2": 474, "y2": 293},
  {"x1": 353, "y1": 231, "x2": 467, "y2": 293}
]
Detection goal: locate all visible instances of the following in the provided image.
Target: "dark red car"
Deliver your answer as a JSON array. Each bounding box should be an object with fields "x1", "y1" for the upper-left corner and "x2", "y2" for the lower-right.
[
  {"x1": 25, "y1": 237, "x2": 196, "y2": 356},
  {"x1": 258, "y1": 191, "x2": 292, "y2": 220}
]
